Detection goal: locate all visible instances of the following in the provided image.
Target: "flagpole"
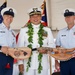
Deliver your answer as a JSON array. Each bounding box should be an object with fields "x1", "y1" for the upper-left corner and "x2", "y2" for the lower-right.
[
  {"x1": 47, "y1": 1, "x2": 52, "y2": 74},
  {"x1": 43, "y1": 0, "x2": 52, "y2": 74},
  {"x1": 44, "y1": 0, "x2": 52, "y2": 74}
]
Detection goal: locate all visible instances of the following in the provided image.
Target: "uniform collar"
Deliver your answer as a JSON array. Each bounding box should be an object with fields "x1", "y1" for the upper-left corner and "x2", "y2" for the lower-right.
[
  {"x1": 31, "y1": 23, "x2": 40, "y2": 28},
  {"x1": 71, "y1": 25, "x2": 75, "y2": 30},
  {"x1": 66, "y1": 25, "x2": 75, "y2": 31},
  {"x1": 1, "y1": 22, "x2": 12, "y2": 31},
  {"x1": 1, "y1": 22, "x2": 6, "y2": 28}
]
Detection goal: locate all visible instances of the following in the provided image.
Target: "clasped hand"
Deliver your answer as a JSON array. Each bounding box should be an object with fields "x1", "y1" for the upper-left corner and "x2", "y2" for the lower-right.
[
  {"x1": 38, "y1": 49, "x2": 47, "y2": 54},
  {"x1": 1, "y1": 46, "x2": 9, "y2": 55}
]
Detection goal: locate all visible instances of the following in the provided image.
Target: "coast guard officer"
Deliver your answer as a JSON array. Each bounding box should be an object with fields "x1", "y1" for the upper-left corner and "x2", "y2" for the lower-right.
[
  {"x1": 55, "y1": 8, "x2": 75, "y2": 75},
  {"x1": 17, "y1": 7, "x2": 55, "y2": 75},
  {"x1": 0, "y1": 7, "x2": 16, "y2": 75}
]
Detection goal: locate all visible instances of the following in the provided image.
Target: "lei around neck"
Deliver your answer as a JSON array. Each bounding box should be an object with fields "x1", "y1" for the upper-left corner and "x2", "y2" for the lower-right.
[{"x1": 26, "y1": 22, "x2": 45, "y2": 73}]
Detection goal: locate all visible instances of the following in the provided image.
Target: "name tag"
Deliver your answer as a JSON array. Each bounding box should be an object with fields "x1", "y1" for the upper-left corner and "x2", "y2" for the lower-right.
[
  {"x1": 73, "y1": 32, "x2": 75, "y2": 35},
  {"x1": 0, "y1": 31, "x2": 5, "y2": 33},
  {"x1": 61, "y1": 35, "x2": 66, "y2": 37}
]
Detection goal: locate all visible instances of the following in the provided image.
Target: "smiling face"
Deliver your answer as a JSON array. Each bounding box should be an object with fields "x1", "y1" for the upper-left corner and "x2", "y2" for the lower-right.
[{"x1": 30, "y1": 14, "x2": 42, "y2": 25}]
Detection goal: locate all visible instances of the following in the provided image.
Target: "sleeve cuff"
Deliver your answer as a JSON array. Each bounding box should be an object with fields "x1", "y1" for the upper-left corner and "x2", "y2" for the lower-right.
[{"x1": 18, "y1": 60, "x2": 24, "y2": 65}]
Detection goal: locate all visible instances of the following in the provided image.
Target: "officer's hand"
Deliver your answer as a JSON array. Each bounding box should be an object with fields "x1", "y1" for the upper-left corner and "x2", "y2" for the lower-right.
[
  {"x1": 1, "y1": 46, "x2": 9, "y2": 55},
  {"x1": 38, "y1": 49, "x2": 47, "y2": 54},
  {"x1": 19, "y1": 64, "x2": 24, "y2": 73},
  {"x1": 55, "y1": 60, "x2": 60, "y2": 72},
  {"x1": 72, "y1": 52, "x2": 75, "y2": 58}
]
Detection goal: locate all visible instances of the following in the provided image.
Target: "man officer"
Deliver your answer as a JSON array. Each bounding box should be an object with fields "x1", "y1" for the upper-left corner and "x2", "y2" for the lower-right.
[
  {"x1": 0, "y1": 7, "x2": 16, "y2": 75},
  {"x1": 17, "y1": 7, "x2": 55, "y2": 75},
  {"x1": 55, "y1": 8, "x2": 75, "y2": 75}
]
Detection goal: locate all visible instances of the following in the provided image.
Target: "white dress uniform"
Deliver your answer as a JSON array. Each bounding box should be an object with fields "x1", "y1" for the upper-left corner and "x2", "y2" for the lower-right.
[
  {"x1": 17, "y1": 23, "x2": 55, "y2": 75},
  {"x1": 13, "y1": 63, "x2": 19, "y2": 75}
]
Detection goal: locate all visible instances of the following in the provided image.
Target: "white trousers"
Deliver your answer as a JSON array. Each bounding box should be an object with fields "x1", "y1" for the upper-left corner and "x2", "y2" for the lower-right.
[
  {"x1": 13, "y1": 64, "x2": 19, "y2": 75},
  {"x1": 23, "y1": 69, "x2": 48, "y2": 75}
]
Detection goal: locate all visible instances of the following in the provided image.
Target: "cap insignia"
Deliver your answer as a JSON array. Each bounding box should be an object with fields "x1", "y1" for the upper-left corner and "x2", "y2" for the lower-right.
[
  {"x1": 9, "y1": 8, "x2": 13, "y2": 12},
  {"x1": 33, "y1": 8, "x2": 38, "y2": 12}
]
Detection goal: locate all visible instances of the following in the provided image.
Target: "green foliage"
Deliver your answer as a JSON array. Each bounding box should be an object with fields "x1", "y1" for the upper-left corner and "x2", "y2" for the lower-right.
[
  {"x1": 19, "y1": 72, "x2": 23, "y2": 75},
  {"x1": 26, "y1": 23, "x2": 45, "y2": 73},
  {"x1": 38, "y1": 53, "x2": 43, "y2": 73}
]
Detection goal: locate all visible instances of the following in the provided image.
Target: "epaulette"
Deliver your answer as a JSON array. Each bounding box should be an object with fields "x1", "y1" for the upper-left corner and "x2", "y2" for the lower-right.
[
  {"x1": 43, "y1": 25, "x2": 50, "y2": 28},
  {"x1": 21, "y1": 24, "x2": 28, "y2": 28},
  {"x1": 46, "y1": 26, "x2": 50, "y2": 28}
]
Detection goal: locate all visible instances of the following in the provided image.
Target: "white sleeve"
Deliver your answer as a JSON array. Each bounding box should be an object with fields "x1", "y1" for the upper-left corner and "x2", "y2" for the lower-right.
[
  {"x1": 17, "y1": 28, "x2": 25, "y2": 47},
  {"x1": 17, "y1": 28, "x2": 25, "y2": 64},
  {"x1": 55, "y1": 31, "x2": 61, "y2": 46},
  {"x1": 47, "y1": 28, "x2": 56, "y2": 48},
  {"x1": 18, "y1": 60, "x2": 24, "y2": 65}
]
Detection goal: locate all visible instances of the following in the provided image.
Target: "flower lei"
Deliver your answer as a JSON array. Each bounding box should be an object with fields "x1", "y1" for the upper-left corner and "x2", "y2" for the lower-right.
[{"x1": 26, "y1": 22, "x2": 44, "y2": 73}]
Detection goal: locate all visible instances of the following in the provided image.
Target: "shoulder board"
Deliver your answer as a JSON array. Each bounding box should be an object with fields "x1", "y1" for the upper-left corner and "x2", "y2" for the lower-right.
[{"x1": 21, "y1": 22, "x2": 31, "y2": 28}]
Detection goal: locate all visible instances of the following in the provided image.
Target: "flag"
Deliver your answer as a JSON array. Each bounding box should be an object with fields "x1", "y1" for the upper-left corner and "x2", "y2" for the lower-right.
[
  {"x1": 41, "y1": 1, "x2": 48, "y2": 26},
  {"x1": 0, "y1": 1, "x2": 7, "y2": 23}
]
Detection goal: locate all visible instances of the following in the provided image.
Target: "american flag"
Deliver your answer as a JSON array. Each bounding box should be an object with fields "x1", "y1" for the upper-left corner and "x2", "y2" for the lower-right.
[
  {"x1": 41, "y1": 1, "x2": 47, "y2": 26},
  {"x1": 0, "y1": 1, "x2": 7, "y2": 23}
]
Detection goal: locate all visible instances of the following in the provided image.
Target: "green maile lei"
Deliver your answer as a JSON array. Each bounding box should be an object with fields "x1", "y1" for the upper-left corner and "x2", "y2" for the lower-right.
[{"x1": 26, "y1": 22, "x2": 44, "y2": 73}]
